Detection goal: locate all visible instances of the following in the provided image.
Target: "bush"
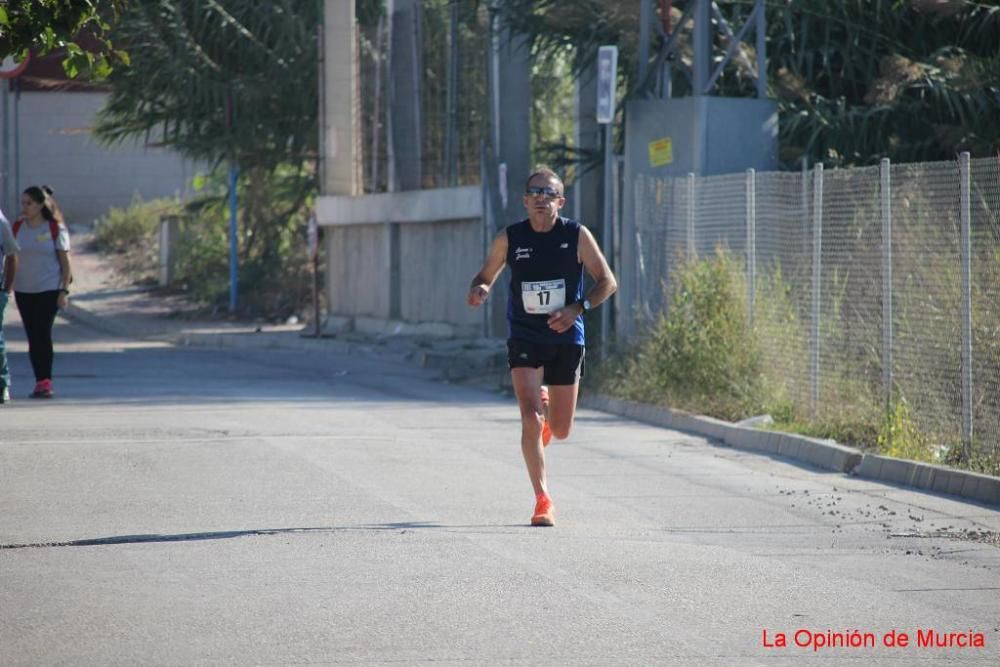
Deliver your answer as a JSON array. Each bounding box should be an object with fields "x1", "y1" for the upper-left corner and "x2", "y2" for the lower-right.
[
  {"x1": 93, "y1": 197, "x2": 183, "y2": 282},
  {"x1": 92, "y1": 167, "x2": 317, "y2": 320},
  {"x1": 93, "y1": 196, "x2": 182, "y2": 253},
  {"x1": 600, "y1": 248, "x2": 766, "y2": 421}
]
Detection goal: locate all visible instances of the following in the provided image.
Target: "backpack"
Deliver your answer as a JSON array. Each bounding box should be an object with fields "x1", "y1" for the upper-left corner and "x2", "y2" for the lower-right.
[{"x1": 12, "y1": 217, "x2": 60, "y2": 243}]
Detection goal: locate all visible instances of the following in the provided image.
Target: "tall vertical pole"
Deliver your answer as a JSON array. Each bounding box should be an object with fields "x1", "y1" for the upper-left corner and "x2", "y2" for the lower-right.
[
  {"x1": 596, "y1": 46, "x2": 618, "y2": 353},
  {"x1": 692, "y1": 0, "x2": 711, "y2": 96},
  {"x1": 13, "y1": 78, "x2": 20, "y2": 203},
  {"x1": 810, "y1": 164, "x2": 824, "y2": 418},
  {"x1": 638, "y1": 0, "x2": 652, "y2": 89},
  {"x1": 226, "y1": 90, "x2": 238, "y2": 314},
  {"x1": 880, "y1": 158, "x2": 893, "y2": 416},
  {"x1": 800, "y1": 156, "x2": 809, "y2": 257},
  {"x1": 370, "y1": 14, "x2": 384, "y2": 191},
  {"x1": 755, "y1": 0, "x2": 766, "y2": 99},
  {"x1": 228, "y1": 163, "x2": 239, "y2": 314},
  {"x1": 444, "y1": 0, "x2": 459, "y2": 186},
  {"x1": 745, "y1": 168, "x2": 756, "y2": 326},
  {"x1": 601, "y1": 122, "x2": 613, "y2": 348},
  {"x1": 1, "y1": 82, "x2": 8, "y2": 216},
  {"x1": 959, "y1": 152, "x2": 973, "y2": 459}
]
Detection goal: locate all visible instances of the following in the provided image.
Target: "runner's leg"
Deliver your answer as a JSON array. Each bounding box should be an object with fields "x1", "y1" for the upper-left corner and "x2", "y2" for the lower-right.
[
  {"x1": 546, "y1": 383, "x2": 580, "y2": 440},
  {"x1": 511, "y1": 366, "x2": 547, "y2": 496}
]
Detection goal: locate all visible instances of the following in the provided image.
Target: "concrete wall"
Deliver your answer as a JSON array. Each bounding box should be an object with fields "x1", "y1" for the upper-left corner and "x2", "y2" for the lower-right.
[
  {"x1": 317, "y1": 186, "x2": 484, "y2": 334},
  {"x1": 0, "y1": 91, "x2": 199, "y2": 225},
  {"x1": 399, "y1": 219, "x2": 482, "y2": 327},
  {"x1": 324, "y1": 223, "x2": 389, "y2": 318}
]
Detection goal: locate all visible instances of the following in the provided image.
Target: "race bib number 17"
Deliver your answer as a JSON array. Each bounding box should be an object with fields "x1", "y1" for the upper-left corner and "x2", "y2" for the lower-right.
[{"x1": 522, "y1": 279, "x2": 566, "y2": 315}]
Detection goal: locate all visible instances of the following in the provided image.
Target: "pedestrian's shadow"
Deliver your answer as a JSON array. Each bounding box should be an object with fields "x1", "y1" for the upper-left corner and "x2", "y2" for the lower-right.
[{"x1": 0, "y1": 522, "x2": 531, "y2": 549}]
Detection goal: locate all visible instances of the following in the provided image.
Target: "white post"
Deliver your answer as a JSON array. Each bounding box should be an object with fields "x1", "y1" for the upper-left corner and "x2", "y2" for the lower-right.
[
  {"x1": 810, "y1": 164, "x2": 824, "y2": 418},
  {"x1": 880, "y1": 158, "x2": 893, "y2": 416},
  {"x1": 959, "y1": 152, "x2": 973, "y2": 458}
]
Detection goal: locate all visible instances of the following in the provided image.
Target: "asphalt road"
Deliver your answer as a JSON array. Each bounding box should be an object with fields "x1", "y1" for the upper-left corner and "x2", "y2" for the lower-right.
[{"x1": 1, "y1": 314, "x2": 999, "y2": 666}]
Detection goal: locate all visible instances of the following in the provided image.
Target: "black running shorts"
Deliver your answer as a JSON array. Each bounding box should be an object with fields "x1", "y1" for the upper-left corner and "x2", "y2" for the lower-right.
[{"x1": 507, "y1": 338, "x2": 585, "y2": 386}]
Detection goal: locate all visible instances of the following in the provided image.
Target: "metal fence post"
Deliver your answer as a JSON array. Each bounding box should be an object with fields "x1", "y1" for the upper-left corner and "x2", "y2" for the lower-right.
[
  {"x1": 745, "y1": 168, "x2": 756, "y2": 326},
  {"x1": 880, "y1": 158, "x2": 893, "y2": 416},
  {"x1": 959, "y1": 152, "x2": 973, "y2": 458},
  {"x1": 810, "y1": 164, "x2": 824, "y2": 418},
  {"x1": 686, "y1": 172, "x2": 696, "y2": 261},
  {"x1": 801, "y1": 156, "x2": 809, "y2": 257}
]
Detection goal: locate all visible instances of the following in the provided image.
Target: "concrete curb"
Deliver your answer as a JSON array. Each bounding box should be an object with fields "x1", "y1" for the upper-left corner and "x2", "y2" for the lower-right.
[
  {"x1": 62, "y1": 303, "x2": 136, "y2": 339},
  {"x1": 855, "y1": 454, "x2": 1000, "y2": 506},
  {"x1": 580, "y1": 394, "x2": 998, "y2": 508}
]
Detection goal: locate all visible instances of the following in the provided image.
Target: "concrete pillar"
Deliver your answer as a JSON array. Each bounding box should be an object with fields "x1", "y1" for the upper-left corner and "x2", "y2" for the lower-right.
[
  {"x1": 322, "y1": 0, "x2": 360, "y2": 198},
  {"x1": 322, "y1": 1, "x2": 365, "y2": 322},
  {"x1": 389, "y1": 0, "x2": 423, "y2": 191},
  {"x1": 574, "y1": 58, "x2": 602, "y2": 230},
  {"x1": 496, "y1": 26, "x2": 531, "y2": 219}
]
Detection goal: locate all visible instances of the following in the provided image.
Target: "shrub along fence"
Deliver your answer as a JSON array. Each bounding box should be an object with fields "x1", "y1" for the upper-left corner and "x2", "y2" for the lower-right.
[{"x1": 624, "y1": 154, "x2": 1000, "y2": 468}]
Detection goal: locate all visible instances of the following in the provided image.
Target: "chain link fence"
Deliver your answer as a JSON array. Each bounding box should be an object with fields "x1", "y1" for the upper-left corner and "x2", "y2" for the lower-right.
[
  {"x1": 359, "y1": 0, "x2": 489, "y2": 193},
  {"x1": 629, "y1": 156, "x2": 1000, "y2": 464}
]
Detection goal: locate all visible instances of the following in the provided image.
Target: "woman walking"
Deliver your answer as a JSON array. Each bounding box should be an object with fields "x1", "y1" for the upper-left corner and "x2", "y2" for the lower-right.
[{"x1": 12, "y1": 185, "x2": 72, "y2": 398}]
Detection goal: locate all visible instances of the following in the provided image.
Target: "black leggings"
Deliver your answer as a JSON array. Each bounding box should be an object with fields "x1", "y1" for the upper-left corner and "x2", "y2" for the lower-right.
[{"x1": 14, "y1": 291, "x2": 60, "y2": 382}]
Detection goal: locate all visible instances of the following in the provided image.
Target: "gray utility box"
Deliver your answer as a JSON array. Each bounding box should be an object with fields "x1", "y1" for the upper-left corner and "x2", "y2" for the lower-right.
[{"x1": 624, "y1": 97, "x2": 778, "y2": 180}]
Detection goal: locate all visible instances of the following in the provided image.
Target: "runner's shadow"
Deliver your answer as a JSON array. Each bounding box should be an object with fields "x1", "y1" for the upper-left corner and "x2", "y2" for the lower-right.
[{"x1": 0, "y1": 522, "x2": 529, "y2": 549}]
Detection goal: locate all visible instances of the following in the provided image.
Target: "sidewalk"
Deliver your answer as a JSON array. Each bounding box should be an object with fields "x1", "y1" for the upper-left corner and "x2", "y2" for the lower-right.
[{"x1": 61, "y1": 231, "x2": 509, "y2": 381}]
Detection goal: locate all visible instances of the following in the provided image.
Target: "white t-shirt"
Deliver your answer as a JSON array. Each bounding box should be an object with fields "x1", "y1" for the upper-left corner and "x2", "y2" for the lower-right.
[
  {"x1": 0, "y1": 212, "x2": 19, "y2": 292},
  {"x1": 12, "y1": 219, "x2": 70, "y2": 294}
]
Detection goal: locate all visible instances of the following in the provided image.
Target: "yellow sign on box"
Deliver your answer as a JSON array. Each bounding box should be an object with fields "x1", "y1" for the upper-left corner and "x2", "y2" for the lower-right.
[{"x1": 648, "y1": 137, "x2": 673, "y2": 167}]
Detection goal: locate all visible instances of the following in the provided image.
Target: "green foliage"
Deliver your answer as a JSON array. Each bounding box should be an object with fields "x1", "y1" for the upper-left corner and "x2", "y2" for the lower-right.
[
  {"x1": 171, "y1": 166, "x2": 316, "y2": 317},
  {"x1": 878, "y1": 397, "x2": 935, "y2": 463},
  {"x1": 601, "y1": 249, "x2": 766, "y2": 420},
  {"x1": 497, "y1": 0, "x2": 1000, "y2": 168},
  {"x1": 767, "y1": 0, "x2": 1000, "y2": 166},
  {"x1": 93, "y1": 196, "x2": 180, "y2": 254},
  {"x1": 0, "y1": 0, "x2": 128, "y2": 78},
  {"x1": 93, "y1": 196, "x2": 182, "y2": 283},
  {"x1": 94, "y1": 0, "x2": 320, "y2": 176},
  {"x1": 93, "y1": 168, "x2": 315, "y2": 318}
]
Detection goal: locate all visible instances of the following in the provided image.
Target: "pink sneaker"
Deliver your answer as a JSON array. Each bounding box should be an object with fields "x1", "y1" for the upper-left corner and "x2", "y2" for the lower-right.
[
  {"x1": 30, "y1": 379, "x2": 54, "y2": 399},
  {"x1": 531, "y1": 493, "x2": 555, "y2": 527}
]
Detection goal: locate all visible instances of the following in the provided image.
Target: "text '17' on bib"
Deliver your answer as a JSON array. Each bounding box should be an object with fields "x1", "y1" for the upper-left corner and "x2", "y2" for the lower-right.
[{"x1": 522, "y1": 279, "x2": 566, "y2": 315}]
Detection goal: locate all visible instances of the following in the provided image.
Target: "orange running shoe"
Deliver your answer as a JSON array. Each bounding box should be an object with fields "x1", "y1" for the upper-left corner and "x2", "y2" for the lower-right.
[
  {"x1": 531, "y1": 493, "x2": 555, "y2": 527},
  {"x1": 540, "y1": 385, "x2": 552, "y2": 447}
]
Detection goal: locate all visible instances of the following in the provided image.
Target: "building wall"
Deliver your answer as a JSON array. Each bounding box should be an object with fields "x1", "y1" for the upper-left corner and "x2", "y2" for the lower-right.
[
  {"x1": 317, "y1": 187, "x2": 485, "y2": 332},
  {"x1": 324, "y1": 223, "x2": 390, "y2": 318},
  {"x1": 0, "y1": 91, "x2": 200, "y2": 225},
  {"x1": 399, "y1": 219, "x2": 482, "y2": 327}
]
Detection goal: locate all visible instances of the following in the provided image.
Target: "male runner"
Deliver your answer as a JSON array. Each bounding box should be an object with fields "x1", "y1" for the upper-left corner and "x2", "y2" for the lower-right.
[{"x1": 467, "y1": 167, "x2": 617, "y2": 526}]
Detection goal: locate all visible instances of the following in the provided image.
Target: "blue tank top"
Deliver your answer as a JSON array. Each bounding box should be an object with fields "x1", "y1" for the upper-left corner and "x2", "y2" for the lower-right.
[{"x1": 505, "y1": 217, "x2": 585, "y2": 345}]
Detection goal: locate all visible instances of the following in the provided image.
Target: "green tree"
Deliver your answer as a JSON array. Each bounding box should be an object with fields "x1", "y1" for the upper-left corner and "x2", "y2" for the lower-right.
[
  {"x1": 94, "y1": 0, "x2": 322, "y2": 315},
  {"x1": 495, "y1": 0, "x2": 1000, "y2": 168},
  {"x1": 0, "y1": 1, "x2": 129, "y2": 78}
]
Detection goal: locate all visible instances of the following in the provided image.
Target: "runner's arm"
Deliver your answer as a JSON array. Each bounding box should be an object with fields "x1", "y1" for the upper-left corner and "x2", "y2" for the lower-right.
[
  {"x1": 578, "y1": 225, "x2": 617, "y2": 310},
  {"x1": 547, "y1": 226, "x2": 617, "y2": 333},
  {"x1": 467, "y1": 231, "x2": 508, "y2": 307}
]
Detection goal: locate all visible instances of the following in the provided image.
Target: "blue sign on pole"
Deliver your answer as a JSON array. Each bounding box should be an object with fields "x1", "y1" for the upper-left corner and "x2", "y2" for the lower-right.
[{"x1": 596, "y1": 46, "x2": 618, "y2": 124}]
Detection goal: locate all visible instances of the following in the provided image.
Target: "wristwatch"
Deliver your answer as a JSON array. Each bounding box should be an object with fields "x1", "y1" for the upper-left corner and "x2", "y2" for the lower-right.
[{"x1": 579, "y1": 299, "x2": 592, "y2": 313}]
